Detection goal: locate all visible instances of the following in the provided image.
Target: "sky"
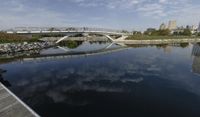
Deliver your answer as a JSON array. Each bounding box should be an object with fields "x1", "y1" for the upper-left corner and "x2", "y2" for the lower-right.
[{"x1": 0, "y1": 0, "x2": 200, "y2": 31}]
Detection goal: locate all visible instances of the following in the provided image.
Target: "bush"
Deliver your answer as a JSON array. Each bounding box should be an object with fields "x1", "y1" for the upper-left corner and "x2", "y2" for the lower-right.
[
  {"x1": 182, "y1": 29, "x2": 192, "y2": 36},
  {"x1": 59, "y1": 40, "x2": 81, "y2": 49},
  {"x1": 158, "y1": 29, "x2": 170, "y2": 36},
  {"x1": 144, "y1": 29, "x2": 170, "y2": 36},
  {"x1": 198, "y1": 32, "x2": 200, "y2": 36}
]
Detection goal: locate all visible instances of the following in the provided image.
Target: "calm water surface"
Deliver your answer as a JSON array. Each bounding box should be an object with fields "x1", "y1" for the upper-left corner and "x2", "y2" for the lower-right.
[{"x1": 1, "y1": 42, "x2": 200, "y2": 117}]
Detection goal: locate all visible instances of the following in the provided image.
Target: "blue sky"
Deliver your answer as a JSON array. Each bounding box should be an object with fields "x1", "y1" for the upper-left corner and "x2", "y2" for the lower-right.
[{"x1": 0, "y1": 0, "x2": 200, "y2": 31}]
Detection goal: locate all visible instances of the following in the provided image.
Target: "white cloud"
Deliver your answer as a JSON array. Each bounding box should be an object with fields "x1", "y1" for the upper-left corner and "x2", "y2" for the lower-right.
[
  {"x1": 69, "y1": 0, "x2": 199, "y2": 20},
  {"x1": 159, "y1": 0, "x2": 167, "y2": 3},
  {"x1": 0, "y1": 0, "x2": 199, "y2": 30},
  {"x1": 0, "y1": 0, "x2": 80, "y2": 29}
]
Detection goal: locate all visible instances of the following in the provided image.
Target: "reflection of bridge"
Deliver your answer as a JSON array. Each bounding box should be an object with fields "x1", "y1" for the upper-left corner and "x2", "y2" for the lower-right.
[
  {"x1": 6, "y1": 27, "x2": 130, "y2": 43},
  {"x1": 22, "y1": 46, "x2": 129, "y2": 62}
]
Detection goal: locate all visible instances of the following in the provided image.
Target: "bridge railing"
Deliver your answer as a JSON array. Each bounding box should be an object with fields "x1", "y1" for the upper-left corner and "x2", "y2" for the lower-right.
[{"x1": 6, "y1": 27, "x2": 124, "y2": 34}]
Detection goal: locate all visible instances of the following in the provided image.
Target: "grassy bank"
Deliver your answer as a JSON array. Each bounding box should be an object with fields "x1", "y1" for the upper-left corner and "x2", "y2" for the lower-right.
[
  {"x1": 126, "y1": 35, "x2": 200, "y2": 40},
  {"x1": 0, "y1": 38, "x2": 41, "y2": 43},
  {"x1": 0, "y1": 32, "x2": 67, "y2": 44},
  {"x1": 0, "y1": 32, "x2": 40, "y2": 43}
]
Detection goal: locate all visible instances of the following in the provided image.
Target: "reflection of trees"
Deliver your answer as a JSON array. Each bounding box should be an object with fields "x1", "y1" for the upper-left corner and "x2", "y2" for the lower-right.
[
  {"x1": 156, "y1": 44, "x2": 168, "y2": 49},
  {"x1": 0, "y1": 58, "x2": 18, "y2": 64},
  {"x1": 59, "y1": 41, "x2": 83, "y2": 49},
  {"x1": 0, "y1": 69, "x2": 11, "y2": 87},
  {"x1": 127, "y1": 44, "x2": 149, "y2": 48},
  {"x1": 180, "y1": 43, "x2": 189, "y2": 48},
  {"x1": 192, "y1": 44, "x2": 200, "y2": 74},
  {"x1": 89, "y1": 41, "x2": 108, "y2": 45}
]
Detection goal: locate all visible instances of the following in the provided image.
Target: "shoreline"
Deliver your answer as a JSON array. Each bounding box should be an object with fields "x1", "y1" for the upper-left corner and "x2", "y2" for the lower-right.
[
  {"x1": 1, "y1": 38, "x2": 200, "y2": 54},
  {"x1": 115, "y1": 38, "x2": 200, "y2": 44},
  {"x1": 0, "y1": 42, "x2": 55, "y2": 54}
]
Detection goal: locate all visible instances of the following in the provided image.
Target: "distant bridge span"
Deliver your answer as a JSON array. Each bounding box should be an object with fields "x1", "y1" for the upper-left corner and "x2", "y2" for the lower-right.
[
  {"x1": 55, "y1": 33, "x2": 128, "y2": 43},
  {"x1": 6, "y1": 27, "x2": 130, "y2": 43}
]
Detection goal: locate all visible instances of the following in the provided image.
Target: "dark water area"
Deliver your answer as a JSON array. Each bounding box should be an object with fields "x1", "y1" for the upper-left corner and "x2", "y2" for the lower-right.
[{"x1": 1, "y1": 41, "x2": 200, "y2": 117}]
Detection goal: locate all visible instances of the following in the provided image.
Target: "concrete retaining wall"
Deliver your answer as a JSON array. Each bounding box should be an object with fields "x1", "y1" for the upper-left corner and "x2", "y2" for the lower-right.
[{"x1": 115, "y1": 38, "x2": 200, "y2": 44}]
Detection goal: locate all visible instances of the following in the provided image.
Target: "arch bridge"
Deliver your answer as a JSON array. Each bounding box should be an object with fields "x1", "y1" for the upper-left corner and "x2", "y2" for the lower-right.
[
  {"x1": 55, "y1": 32, "x2": 129, "y2": 44},
  {"x1": 6, "y1": 27, "x2": 130, "y2": 43}
]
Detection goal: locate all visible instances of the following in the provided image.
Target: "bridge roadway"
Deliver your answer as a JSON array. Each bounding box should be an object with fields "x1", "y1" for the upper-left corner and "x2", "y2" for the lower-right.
[
  {"x1": 7, "y1": 29, "x2": 130, "y2": 43},
  {"x1": 7, "y1": 30, "x2": 127, "y2": 36},
  {"x1": 0, "y1": 83, "x2": 39, "y2": 117}
]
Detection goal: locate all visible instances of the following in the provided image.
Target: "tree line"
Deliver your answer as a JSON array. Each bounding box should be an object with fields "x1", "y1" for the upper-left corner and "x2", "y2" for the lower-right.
[{"x1": 143, "y1": 29, "x2": 193, "y2": 36}]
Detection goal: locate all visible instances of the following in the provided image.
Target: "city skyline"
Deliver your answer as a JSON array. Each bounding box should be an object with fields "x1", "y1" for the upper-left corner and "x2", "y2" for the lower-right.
[{"x1": 0, "y1": 0, "x2": 200, "y2": 31}]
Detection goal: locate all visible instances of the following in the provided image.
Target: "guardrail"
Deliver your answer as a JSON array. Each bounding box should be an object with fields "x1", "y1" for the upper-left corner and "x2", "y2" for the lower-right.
[{"x1": 6, "y1": 27, "x2": 125, "y2": 34}]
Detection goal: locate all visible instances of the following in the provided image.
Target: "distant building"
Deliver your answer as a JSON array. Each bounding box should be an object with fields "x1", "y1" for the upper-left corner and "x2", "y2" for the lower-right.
[
  {"x1": 185, "y1": 25, "x2": 198, "y2": 34},
  {"x1": 159, "y1": 23, "x2": 167, "y2": 30},
  {"x1": 177, "y1": 26, "x2": 184, "y2": 30},
  {"x1": 186, "y1": 25, "x2": 197, "y2": 30},
  {"x1": 191, "y1": 25, "x2": 198, "y2": 34},
  {"x1": 168, "y1": 20, "x2": 177, "y2": 30},
  {"x1": 192, "y1": 25, "x2": 198, "y2": 30}
]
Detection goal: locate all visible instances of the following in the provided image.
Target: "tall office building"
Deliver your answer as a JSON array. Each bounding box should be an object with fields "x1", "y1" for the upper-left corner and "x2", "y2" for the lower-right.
[
  {"x1": 168, "y1": 20, "x2": 177, "y2": 30},
  {"x1": 159, "y1": 23, "x2": 167, "y2": 30}
]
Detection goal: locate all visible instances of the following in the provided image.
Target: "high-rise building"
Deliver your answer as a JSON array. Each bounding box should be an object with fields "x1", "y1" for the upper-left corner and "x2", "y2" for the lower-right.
[
  {"x1": 187, "y1": 25, "x2": 198, "y2": 34},
  {"x1": 168, "y1": 20, "x2": 177, "y2": 30},
  {"x1": 159, "y1": 23, "x2": 167, "y2": 30}
]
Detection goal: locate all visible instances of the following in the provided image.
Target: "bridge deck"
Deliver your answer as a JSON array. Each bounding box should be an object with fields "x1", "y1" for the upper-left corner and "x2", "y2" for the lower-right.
[{"x1": 0, "y1": 83, "x2": 39, "y2": 117}]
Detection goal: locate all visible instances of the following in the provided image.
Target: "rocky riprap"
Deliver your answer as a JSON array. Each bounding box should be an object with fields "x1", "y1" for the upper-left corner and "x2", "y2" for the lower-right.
[{"x1": 0, "y1": 42, "x2": 55, "y2": 54}]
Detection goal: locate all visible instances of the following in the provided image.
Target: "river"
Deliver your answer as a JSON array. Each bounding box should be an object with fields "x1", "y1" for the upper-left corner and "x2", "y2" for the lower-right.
[{"x1": 0, "y1": 41, "x2": 200, "y2": 117}]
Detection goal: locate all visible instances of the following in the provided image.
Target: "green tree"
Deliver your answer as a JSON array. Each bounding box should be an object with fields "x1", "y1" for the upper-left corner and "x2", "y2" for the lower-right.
[
  {"x1": 182, "y1": 29, "x2": 192, "y2": 36},
  {"x1": 121, "y1": 30, "x2": 129, "y2": 33},
  {"x1": 48, "y1": 27, "x2": 60, "y2": 31},
  {"x1": 198, "y1": 32, "x2": 200, "y2": 36},
  {"x1": 180, "y1": 43, "x2": 189, "y2": 48},
  {"x1": 133, "y1": 31, "x2": 142, "y2": 35},
  {"x1": 158, "y1": 29, "x2": 170, "y2": 36},
  {"x1": 48, "y1": 27, "x2": 56, "y2": 31},
  {"x1": 59, "y1": 40, "x2": 82, "y2": 49},
  {"x1": 151, "y1": 30, "x2": 159, "y2": 36},
  {"x1": 144, "y1": 28, "x2": 157, "y2": 35},
  {"x1": 173, "y1": 31, "x2": 180, "y2": 36}
]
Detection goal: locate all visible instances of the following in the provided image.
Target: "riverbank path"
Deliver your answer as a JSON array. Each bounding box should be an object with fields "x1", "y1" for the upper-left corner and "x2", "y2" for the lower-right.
[{"x1": 0, "y1": 83, "x2": 39, "y2": 117}]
